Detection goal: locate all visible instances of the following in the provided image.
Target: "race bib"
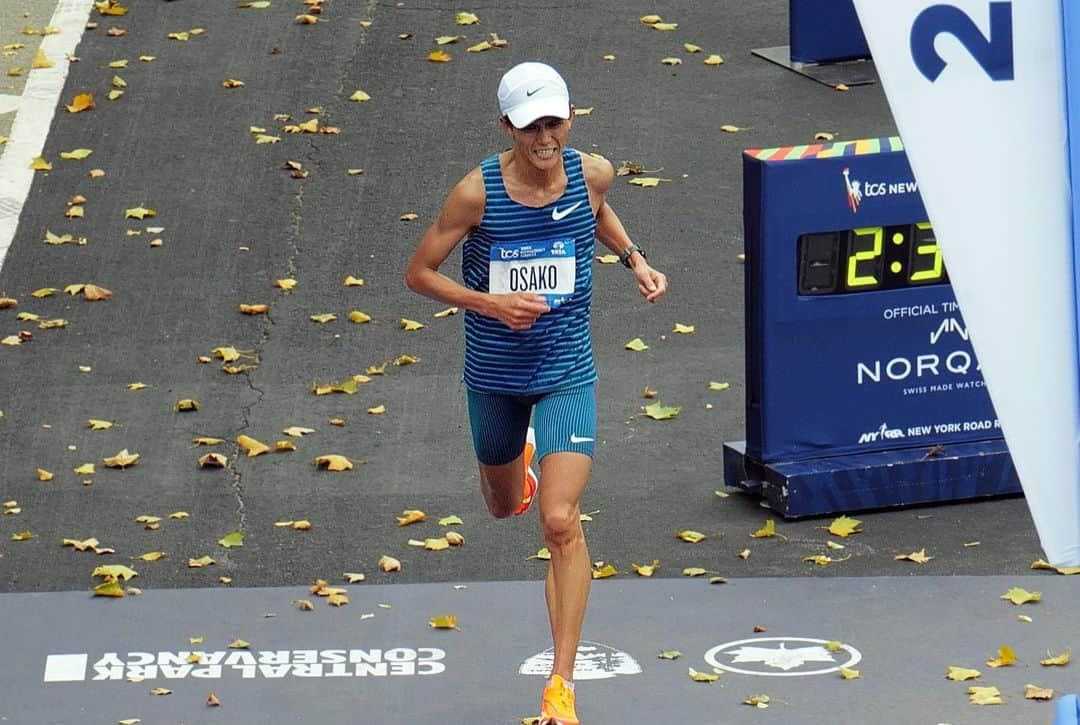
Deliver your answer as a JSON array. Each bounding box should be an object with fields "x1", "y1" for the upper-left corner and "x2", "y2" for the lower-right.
[{"x1": 489, "y1": 238, "x2": 576, "y2": 308}]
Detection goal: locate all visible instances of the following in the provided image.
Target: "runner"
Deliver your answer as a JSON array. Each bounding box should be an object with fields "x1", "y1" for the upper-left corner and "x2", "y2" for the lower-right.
[{"x1": 404, "y1": 61, "x2": 667, "y2": 724}]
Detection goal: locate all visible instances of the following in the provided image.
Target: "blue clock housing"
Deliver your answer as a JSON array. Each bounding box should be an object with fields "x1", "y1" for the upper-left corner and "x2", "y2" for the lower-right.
[{"x1": 725, "y1": 137, "x2": 1021, "y2": 516}]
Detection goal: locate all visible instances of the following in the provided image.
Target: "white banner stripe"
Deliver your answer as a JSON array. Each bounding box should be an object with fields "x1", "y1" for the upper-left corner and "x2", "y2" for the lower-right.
[{"x1": 0, "y1": 0, "x2": 94, "y2": 270}]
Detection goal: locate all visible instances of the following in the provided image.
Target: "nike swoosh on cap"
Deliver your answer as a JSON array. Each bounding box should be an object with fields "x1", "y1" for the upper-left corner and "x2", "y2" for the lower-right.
[
  {"x1": 569, "y1": 434, "x2": 594, "y2": 444},
  {"x1": 525, "y1": 86, "x2": 544, "y2": 96},
  {"x1": 551, "y1": 201, "x2": 583, "y2": 221}
]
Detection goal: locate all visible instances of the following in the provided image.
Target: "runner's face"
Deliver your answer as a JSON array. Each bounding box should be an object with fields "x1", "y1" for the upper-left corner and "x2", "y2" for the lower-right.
[{"x1": 506, "y1": 114, "x2": 572, "y2": 171}]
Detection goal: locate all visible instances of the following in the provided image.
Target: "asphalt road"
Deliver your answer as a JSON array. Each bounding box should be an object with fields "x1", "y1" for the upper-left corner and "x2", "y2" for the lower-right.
[{"x1": 0, "y1": 0, "x2": 1048, "y2": 596}]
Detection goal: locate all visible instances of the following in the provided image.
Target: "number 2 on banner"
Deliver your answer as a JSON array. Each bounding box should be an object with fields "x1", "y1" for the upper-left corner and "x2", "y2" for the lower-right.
[{"x1": 910, "y1": 2, "x2": 1014, "y2": 82}]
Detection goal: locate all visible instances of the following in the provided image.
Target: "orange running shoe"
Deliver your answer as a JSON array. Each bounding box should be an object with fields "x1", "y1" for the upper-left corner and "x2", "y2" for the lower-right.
[
  {"x1": 514, "y1": 427, "x2": 538, "y2": 515},
  {"x1": 539, "y1": 674, "x2": 579, "y2": 725}
]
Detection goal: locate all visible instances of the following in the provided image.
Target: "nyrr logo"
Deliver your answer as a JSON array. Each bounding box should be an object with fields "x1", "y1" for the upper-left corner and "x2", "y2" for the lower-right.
[
  {"x1": 704, "y1": 637, "x2": 862, "y2": 677},
  {"x1": 857, "y1": 422, "x2": 905, "y2": 444},
  {"x1": 842, "y1": 167, "x2": 863, "y2": 213},
  {"x1": 43, "y1": 647, "x2": 447, "y2": 682},
  {"x1": 519, "y1": 641, "x2": 641, "y2": 680}
]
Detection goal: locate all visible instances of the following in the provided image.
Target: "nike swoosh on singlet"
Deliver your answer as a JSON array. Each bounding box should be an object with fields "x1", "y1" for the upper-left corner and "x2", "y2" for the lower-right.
[
  {"x1": 570, "y1": 434, "x2": 594, "y2": 444},
  {"x1": 551, "y1": 200, "x2": 584, "y2": 221}
]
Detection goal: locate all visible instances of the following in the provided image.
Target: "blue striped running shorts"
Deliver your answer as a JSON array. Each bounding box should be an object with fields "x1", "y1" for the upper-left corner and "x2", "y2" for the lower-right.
[{"x1": 466, "y1": 382, "x2": 596, "y2": 466}]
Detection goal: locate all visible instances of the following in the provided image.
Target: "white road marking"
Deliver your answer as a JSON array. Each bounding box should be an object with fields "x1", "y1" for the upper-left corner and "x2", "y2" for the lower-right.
[{"x1": 0, "y1": 0, "x2": 94, "y2": 270}]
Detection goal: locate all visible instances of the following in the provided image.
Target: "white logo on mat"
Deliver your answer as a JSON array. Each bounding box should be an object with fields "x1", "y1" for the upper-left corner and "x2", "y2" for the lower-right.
[
  {"x1": 704, "y1": 637, "x2": 861, "y2": 677},
  {"x1": 569, "y1": 434, "x2": 593, "y2": 444},
  {"x1": 551, "y1": 201, "x2": 583, "y2": 221},
  {"x1": 519, "y1": 641, "x2": 640, "y2": 680}
]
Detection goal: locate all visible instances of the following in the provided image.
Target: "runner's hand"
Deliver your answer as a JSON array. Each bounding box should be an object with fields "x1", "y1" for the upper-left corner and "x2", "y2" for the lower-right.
[
  {"x1": 490, "y1": 293, "x2": 550, "y2": 330},
  {"x1": 634, "y1": 263, "x2": 668, "y2": 303}
]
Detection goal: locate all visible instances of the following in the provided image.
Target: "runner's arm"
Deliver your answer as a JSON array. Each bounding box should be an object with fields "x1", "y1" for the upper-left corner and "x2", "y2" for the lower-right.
[
  {"x1": 580, "y1": 153, "x2": 668, "y2": 303},
  {"x1": 405, "y1": 168, "x2": 550, "y2": 330}
]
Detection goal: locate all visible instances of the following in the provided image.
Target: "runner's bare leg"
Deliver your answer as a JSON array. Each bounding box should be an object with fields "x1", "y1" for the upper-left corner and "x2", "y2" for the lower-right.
[{"x1": 538, "y1": 452, "x2": 592, "y2": 680}]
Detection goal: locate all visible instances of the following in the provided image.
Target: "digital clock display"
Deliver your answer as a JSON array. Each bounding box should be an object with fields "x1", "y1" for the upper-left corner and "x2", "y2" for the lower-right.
[{"x1": 797, "y1": 223, "x2": 948, "y2": 295}]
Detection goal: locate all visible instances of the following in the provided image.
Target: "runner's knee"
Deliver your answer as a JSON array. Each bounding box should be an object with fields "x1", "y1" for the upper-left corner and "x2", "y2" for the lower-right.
[{"x1": 540, "y1": 505, "x2": 580, "y2": 544}]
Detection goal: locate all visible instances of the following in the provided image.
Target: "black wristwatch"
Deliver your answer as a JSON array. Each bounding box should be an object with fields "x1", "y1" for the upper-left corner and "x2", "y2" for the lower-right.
[{"x1": 619, "y1": 243, "x2": 646, "y2": 268}]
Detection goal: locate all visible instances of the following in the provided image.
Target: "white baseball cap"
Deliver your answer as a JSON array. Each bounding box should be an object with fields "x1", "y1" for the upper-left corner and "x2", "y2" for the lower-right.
[{"x1": 497, "y1": 62, "x2": 571, "y2": 129}]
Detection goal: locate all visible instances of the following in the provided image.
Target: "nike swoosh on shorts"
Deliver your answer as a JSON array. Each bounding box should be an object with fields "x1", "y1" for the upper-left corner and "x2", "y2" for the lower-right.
[
  {"x1": 569, "y1": 434, "x2": 594, "y2": 444},
  {"x1": 551, "y1": 201, "x2": 583, "y2": 221}
]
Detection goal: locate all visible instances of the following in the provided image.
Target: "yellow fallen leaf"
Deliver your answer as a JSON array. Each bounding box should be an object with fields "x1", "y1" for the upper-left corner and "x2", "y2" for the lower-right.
[
  {"x1": 682, "y1": 567, "x2": 708, "y2": 577},
  {"x1": 750, "y1": 520, "x2": 776, "y2": 538},
  {"x1": 1001, "y1": 587, "x2": 1041, "y2": 605},
  {"x1": 74, "y1": 463, "x2": 95, "y2": 475},
  {"x1": 815, "y1": 132, "x2": 836, "y2": 142},
  {"x1": 839, "y1": 666, "x2": 860, "y2": 680},
  {"x1": 640, "y1": 14, "x2": 663, "y2": 24},
  {"x1": 37, "y1": 468, "x2": 54, "y2": 481},
  {"x1": 367, "y1": 404, "x2": 386, "y2": 415},
  {"x1": 222, "y1": 78, "x2": 244, "y2": 88},
  {"x1": 33, "y1": 48, "x2": 54, "y2": 69},
  {"x1": 228, "y1": 639, "x2": 250, "y2": 649},
  {"x1": 946, "y1": 666, "x2": 982, "y2": 681},
  {"x1": 87, "y1": 419, "x2": 114, "y2": 431},
  {"x1": 275, "y1": 278, "x2": 297, "y2": 291},
  {"x1": 310, "y1": 313, "x2": 337, "y2": 324},
  {"x1": 1025, "y1": 684, "x2": 1054, "y2": 700},
  {"x1": 275, "y1": 440, "x2": 296, "y2": 452},
  {"x1": 828, "y1": 515, "x2": 862, "y2": 538},
  {"x1": 595, "y1": 254, "x2": 619, "y2": 264},
  {"x1": 434, "y1": 307, "x2": 459, "y2": 318},
  {"x1": 528, "y1": 547, "x2": 552, "y2": 560},
  {"x1": 379, "y1": 554, "x2": 401, "y2": 572},
  {"x1": 255, "y1": 135, "x2": 281, "y2": 144},
  {"x1": 628, "y1": 177, "x2": 671, "y2": 187},
  {"x1": 1040, "y1": 649, "x2": 1070, "y2": 666},
  {"x1": 654, "y1": 23, "x2": 679, "y2": 31},
  {"x1": 394, "y1": 354, "x2": 419, "y2": 366},
  {"x1": 644, "y1": 402, "x2": 681, "y2": 420},
  {"x1": 986, "y1": 645, "x2": 1016, "y2": 668},
  {"x1": 349, "y1": 89, "x2": 371, "y2": 102},
  {"x1": 632, "y1": 559, "x2": 659, "y2": 577},
  {"x1": 138, "y1": 551, "x2": 166, "y2": 562},
  {"x1": 29, "y1": 156, "x2": 53, "y2": 171},
  {"x1": 93, "y1": 564, "x2": 137, "y2": 581},
  {"x1": 83, "y1": 284, "x2": 112, "y2": 301},
  {"x1": 174, "y1": 398, "x2": 200, "y2": 412},
  {"x1": 124, "y1": 206, "x2": 155, "y2": 220},
  {"x1": 103, "y1": 449, "x2": 140, "y2": 468},
  {"x1": 688, "y1": 667, "x2": 719, "y2": 682},
  {"x1": 328, "y1": 592, "x2": 349, "y2": 607},
  {"x1": 427, "y1": 50, "x2": 452, "y2": 63},
  {"x1": 111, "y1": 75, "x2": 126, "y2": 89},
  {"x1": 188, "y1": 555, "x2": 215, "y2": 568},
  {"x1": 128, "y1": 382, "x2": 149, "y2": 391},
  {"x1": 468, "y1": 41, "x2": 493, "y2": 52},
  {"x1": 397, "y1": 510, "x2": 426, "y2": 526},
  {"x1": 455, "y1": 11, "x2": 479, "y2": 25},
  {"x1": 348, "y1": 310, "x2": 373, "y2": 324},
  {"x1": 367, "y1": 362, "x2": 388, "y2": 375},
  {"x1": 835, "y1": 84, "x2": 850, "y2": 92},
  {"x1": 967, "y1": 685, "x2": 1002, "y2": 705},
  {"x1": 659, "y1": 650, "x2": 682, "y2": 660},
  {"x1": 169, "y1": 511, "x2": 189, "y2": 519},
  {"x1": 399, "y1": 318, "x2": 425, "y2": 331},
  {"x1": 66, "y1": 92, "x2": 95, "y2": 113},
  {"x1": 93, "y1": 580, "x2": 125, "y2": 597},
  {"x1": 425, "y1": 537, "x2": 450, "y2": 551},
  {"x1": 438, "y1": 515, "x2": 463, "y2": 526},
  {"x1": 60, "y1": 148, "x2": 93, "y2": 160},
  {"x1": 283, "y1": 426, "x2": 315, "y2": 437},
  {"x1": 218, "y1": 532, "x2": 243, "y2": 548},
  {"x1": 435, "y1": 35, "x2": 463, "y2": 45},
  {"x1": 212, "y1": 346, "x2": 242, "y2": 363},
  {"x1": 661, "y1": 57, "x2": 682, "y2": 66},
  {"x1": 344, "y1": 572, "x2": 366, "y2": 583},
  {"x1": 804, "y1": 554, "x2": 850, "y2": 566},
  {"x1": 721, "y1": 125, "x2": 745, "y2": 133},
  {"x1": 673, "y1": 323, "x2": 695, "y2": 334},
  {"x1": 592, "y1": 563, "x2": 617, "y2": 579},
  {"x1": 895, "y1": 549, "x2": 934, "y2": 564},
  {"x1": 704, "y1": 54, "x2": 724, "y2": 65},
  {"x1": 445, "y1": 531, "x2": 465, "y2": 546},
  {"x1": 295, "y1": 14, "x2": 318, "y2": 24},
  {"x1": 625, "y1": 337, "x2": 649, "y2": 351},
  {"x1": 197, "y1": 451, "x2": 228, "y2": 467},
  {"x1": 314, "y1": 454, "x2": 353, "y2": 471},
  {"x1": 237, "y1": 435, "x2": 270, "y2": 457},
  {"x1": 677, "y1": 530, "x2": 706, "y2": 543}
]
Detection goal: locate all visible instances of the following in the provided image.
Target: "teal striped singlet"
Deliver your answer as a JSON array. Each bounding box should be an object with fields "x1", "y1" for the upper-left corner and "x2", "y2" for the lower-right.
[{"x1": 461, "y1": 149, "x2": 597, "y2": 394}]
